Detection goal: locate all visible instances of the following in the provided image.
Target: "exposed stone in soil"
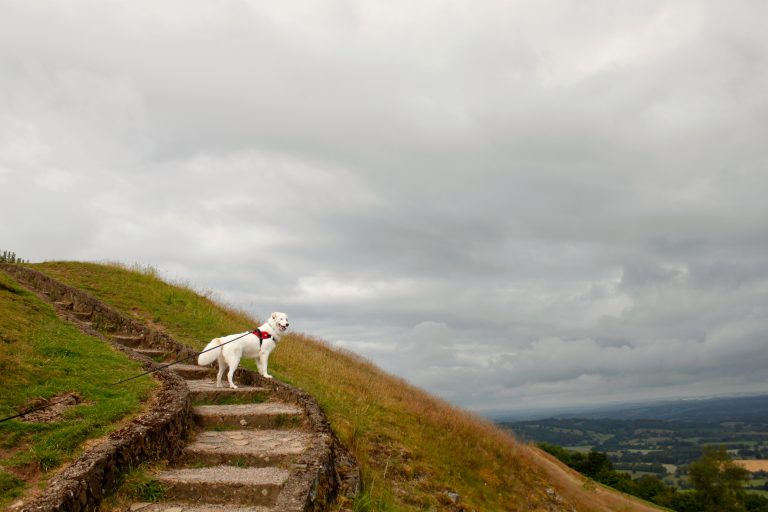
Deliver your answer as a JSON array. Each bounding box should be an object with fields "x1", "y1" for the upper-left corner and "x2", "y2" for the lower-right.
[{"x1": 19, "y1": 392, "x2": 83, "y2": 423}]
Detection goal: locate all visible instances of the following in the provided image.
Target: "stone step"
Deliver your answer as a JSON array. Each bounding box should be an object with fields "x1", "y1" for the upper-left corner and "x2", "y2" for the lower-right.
[
  {"x1": 135, "y1": 348, "x2": 170, "y2": 359},
  {"x1": 112, "y1": 334, "x2": 145, "y2": 347},
  {"x1": 177, "y1": 430, "x2": 311, "y2": 467},
  {"x1": 169, "y1": 364, "x2": 212, "y2": 380},
  {"x1": 73, "y1": 310, "x2": 93, "y2": 320},
  {"x1": 153, "y1": 466, "x2": 289, "y2": 506},
  {"x1": 54, "y1": 301, "x2": 74, "y2": 310},
  {"x1": 128, "y1": 503, "x2": 274, "y2": 512},
  {"x1": 186, "y1": 379, "x2": 269, "y2": 403},
  {"x1": 192, "y1": 403, "x2": 304, "y2": 430}
]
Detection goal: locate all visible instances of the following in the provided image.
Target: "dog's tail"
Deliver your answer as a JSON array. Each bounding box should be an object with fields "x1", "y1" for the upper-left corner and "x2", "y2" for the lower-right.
[{"x1": 197, "y1": 338, "x2": 222, "y2": 366}]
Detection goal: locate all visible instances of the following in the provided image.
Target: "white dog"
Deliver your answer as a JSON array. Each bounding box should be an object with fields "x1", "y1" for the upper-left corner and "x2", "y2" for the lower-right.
[{"x1": 197, "y1": 312, "x2": 289, "y2": 388}]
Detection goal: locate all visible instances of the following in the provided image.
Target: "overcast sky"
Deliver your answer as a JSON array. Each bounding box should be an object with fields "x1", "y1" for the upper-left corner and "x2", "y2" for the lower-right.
[{"x1": 2, "y1": 1, "x2": 767, "y2": 416}]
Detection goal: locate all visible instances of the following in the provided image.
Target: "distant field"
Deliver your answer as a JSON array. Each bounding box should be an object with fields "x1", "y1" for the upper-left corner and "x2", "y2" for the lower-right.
[
  {"x1": 502, "y1": 416, "x2": 768, "y2": 471},
  {"x1": 564, "y1": 445, "x2": 593, "y2": 453},
  {"x1": 736, "y1": 460, "x2": 768, "y2": 472}
]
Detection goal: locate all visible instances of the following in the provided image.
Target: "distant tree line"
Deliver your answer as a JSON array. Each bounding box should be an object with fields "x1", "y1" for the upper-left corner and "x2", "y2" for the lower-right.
[
  {"x1": 613, "y1": 461, "x2": 667, "y2": 476},
  {"x1": 539, "y1": 443, "x2": 768, "y2": 512},
  {"x1": 0, "y1": 250, "x2": 28, "y2": 264}
]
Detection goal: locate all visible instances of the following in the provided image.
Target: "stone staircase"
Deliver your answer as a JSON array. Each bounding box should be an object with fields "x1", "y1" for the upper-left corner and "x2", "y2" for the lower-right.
[
  {"x1": 121, "y1": 339, "x2": 314, "y2": 512},
  {"x1": 0, "y1": 264, "x2": 358, "y2": 512}
]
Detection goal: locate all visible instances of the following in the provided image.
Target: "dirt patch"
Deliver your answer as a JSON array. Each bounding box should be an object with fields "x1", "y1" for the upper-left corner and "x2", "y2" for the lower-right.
[
  {"x1": 19, "y1": 393, "x2": 82, "y2": 423},
  {"x1": 1, "y1": 333, "x2": 18, "y2": 344}
]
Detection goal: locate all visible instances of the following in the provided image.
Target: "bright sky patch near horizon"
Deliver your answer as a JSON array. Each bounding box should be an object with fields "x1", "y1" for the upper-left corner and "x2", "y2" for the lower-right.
[{"x1": 2, "y1": 1, "x2": 767, "y2": 415}]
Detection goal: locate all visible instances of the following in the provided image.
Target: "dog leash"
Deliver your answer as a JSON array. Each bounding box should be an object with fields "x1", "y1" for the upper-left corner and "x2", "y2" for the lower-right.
[
  {"x1": 111, "y1": 329, "x2": 265, "y2": 386},
  {"x1": 0, "y1": 329, "x2": 263, "y2": 424}
]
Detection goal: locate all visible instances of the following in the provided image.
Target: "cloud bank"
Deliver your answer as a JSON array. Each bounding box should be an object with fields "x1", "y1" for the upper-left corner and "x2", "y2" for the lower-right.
[{"x1": 2, "y1": 1, "x2": 767, "y2": 413}]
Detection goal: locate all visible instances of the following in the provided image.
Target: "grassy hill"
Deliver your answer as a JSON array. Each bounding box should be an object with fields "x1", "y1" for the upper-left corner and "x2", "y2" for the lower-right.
[{"x1": 1, "y1": 261, "x2": 665, "y2": 511}]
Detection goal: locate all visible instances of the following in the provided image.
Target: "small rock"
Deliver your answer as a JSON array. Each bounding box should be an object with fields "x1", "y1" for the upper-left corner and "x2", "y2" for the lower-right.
[
  {"x1": 545, "y1": 487, "x2": 565, "y2": 504},
  {"x1": 239, "y1": 419, "x2": 248, "y2": 426},
  {"x1": 130, "y1": 504, "x2": 151, "y2": 511},
  {"x1": 444, "y1": 490, "x2": 460, "y2": 504}
]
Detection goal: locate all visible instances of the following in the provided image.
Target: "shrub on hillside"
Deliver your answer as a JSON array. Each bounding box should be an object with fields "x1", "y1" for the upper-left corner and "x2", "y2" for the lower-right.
[{"x1": 0, "y1": 250, "x2": 27, "y2": 264}]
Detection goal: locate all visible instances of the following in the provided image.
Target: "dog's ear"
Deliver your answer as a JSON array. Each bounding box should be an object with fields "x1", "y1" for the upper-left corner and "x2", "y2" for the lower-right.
[{"x1": 271, "y1": 312, "x2": 278, "y2": 320}]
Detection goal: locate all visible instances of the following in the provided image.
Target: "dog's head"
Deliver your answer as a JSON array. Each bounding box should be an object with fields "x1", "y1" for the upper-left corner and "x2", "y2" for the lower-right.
[{"x1": 269, "y1": 312, "x2": 290, "y2": 333}]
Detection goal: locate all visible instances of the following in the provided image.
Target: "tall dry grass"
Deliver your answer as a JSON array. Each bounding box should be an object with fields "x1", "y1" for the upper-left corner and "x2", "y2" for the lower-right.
[{"x1": 271, "y1": 333, "x2": 553, "y2": 510}]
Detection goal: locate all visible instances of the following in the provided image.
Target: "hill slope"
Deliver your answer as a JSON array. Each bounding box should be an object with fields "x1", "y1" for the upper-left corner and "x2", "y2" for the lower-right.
[{"x1": 8, "y1": 262, "x2": 664, "y2": 511}]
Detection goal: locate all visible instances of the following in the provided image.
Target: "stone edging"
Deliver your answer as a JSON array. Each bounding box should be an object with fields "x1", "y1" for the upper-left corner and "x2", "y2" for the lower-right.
[
  {"x1": 0, "y1": 264, "x2": 360, "y2": 511},
  {"x1": 235, "y1": 372, "x2": 361, "y2": 510}
]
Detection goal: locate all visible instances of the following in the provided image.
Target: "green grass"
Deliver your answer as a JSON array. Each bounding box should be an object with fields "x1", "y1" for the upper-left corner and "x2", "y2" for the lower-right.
[
  {"x1": 35, "y1": 261, "x2": 255, "y2": 340},
  {"x1": 31, "y1": 261, "x2": 661, "y2": 512},
  {"x1": 0, "y1": 270, "x2": 156, "y2": 508},
  {"x1": 102, "y1": 462, "x2": 167, "y2": 507}
]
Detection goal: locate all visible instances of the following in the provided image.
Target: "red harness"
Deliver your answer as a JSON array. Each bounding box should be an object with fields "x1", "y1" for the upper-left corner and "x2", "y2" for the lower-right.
[
  {"x1": 252, "y1": 329, "x2": 272, "y2": 347},
  {"x1": 252, "y1": 329, "x2": 272, "y2": 340}
]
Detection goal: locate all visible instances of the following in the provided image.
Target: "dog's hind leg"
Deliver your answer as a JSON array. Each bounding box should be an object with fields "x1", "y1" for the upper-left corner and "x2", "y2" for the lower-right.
[
  {"x1": 216, "y1": 357, "x2": 227, "y2": 388},
  {"x1": 227, "y1": 363, "x2": 239, "y2": 389}
]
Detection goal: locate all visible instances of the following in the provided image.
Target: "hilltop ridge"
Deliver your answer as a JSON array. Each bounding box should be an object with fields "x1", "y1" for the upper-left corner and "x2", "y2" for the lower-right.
[{"x1": 1, "y1": 261, "x2": 665, "y2": 511}]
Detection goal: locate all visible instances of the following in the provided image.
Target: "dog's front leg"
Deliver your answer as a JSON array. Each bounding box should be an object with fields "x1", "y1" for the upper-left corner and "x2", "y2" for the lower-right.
[{"x1": 259, "y1": 353, "x2": 272, "y2": 379}]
